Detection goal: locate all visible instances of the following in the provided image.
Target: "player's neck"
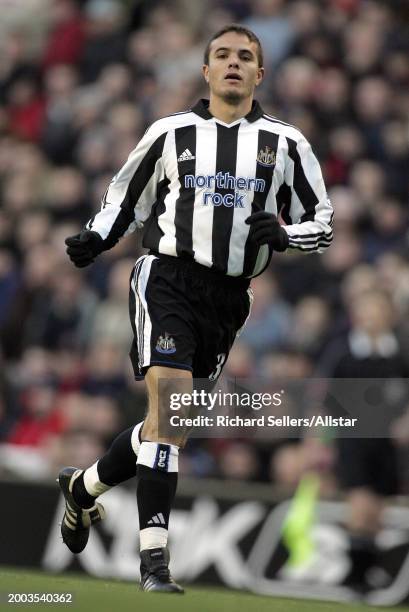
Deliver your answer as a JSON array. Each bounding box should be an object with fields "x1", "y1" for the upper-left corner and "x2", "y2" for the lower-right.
[{"x1": 208, "y1": 95, "x2": 253, "y2": 124}]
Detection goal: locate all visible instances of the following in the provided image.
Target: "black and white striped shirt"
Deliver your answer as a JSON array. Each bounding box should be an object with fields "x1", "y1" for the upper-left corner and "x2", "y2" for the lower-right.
[{"x1": 87, "y1": 99, "x2": 333, "y2": 278}]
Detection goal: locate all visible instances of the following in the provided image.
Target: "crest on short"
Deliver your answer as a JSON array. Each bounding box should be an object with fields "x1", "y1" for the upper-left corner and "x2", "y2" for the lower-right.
[{"x1": 156, "y1": 333, "x2": 176, "y2": 354}]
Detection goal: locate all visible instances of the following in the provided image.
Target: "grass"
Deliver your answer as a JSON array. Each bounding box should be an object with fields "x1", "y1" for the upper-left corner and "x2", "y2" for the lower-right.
[{"x1": 0, "y1": 568, "x2": 407, "y2": 612}]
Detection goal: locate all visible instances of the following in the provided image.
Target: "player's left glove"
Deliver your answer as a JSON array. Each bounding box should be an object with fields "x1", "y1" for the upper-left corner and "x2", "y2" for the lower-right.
[{"x1": 245, "y1": 211, "x2": 289, "y2": 252}]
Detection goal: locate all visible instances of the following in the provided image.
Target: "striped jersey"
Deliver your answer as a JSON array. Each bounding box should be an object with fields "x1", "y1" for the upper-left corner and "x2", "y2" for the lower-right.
[{"x1": 87, "y1": 99, "x2": 333, "y2": 278}]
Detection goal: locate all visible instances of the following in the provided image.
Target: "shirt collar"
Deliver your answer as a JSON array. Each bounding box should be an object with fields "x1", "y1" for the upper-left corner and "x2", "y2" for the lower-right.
[{"x1": 191, "y1": 98, "x2": 264, "y2": 123}]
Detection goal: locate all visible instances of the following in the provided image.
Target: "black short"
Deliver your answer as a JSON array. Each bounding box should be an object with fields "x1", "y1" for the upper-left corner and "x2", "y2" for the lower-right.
[
  {"x1": 336, "y1": 438, "x2": 399, "y2": 496},
  {"x1": 128, "y1": 253, "x2": 252, "y2": 380}
]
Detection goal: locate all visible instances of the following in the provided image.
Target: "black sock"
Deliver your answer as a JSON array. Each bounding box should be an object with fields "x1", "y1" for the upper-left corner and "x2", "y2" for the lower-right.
[
  {"x1": 72, "y1": 424, "x2": 143, "y2": 508},
  {"x1": 98, "y1": 426, "x2": 140, "y2": 485},
  {"x1": 72, "y1": 472, "x2": 96, "y2": 509},
  {"x1": 137, "y1": 464, "x2": 177, "y2": 531}
]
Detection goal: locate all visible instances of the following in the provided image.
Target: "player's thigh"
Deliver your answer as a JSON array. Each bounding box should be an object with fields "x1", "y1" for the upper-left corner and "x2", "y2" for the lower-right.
[{"x1": 144, "y1": 366, "x2": 193, "y2": 446}]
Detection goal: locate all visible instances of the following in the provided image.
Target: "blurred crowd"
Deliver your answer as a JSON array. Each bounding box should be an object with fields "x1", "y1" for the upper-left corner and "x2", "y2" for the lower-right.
[{"x1": 0, "y1": 0, "x2": 408, "y2": 493}]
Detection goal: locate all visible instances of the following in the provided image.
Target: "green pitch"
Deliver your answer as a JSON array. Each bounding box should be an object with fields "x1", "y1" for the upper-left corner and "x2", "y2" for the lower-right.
[{"x1": 0, "y1": 568, "x2": 407, "y2": 612}]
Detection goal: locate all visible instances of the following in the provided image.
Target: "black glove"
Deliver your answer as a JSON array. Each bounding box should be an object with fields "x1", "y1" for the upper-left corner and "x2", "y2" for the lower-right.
[
  {"x1": 65, "y1": 230, "x2": 104, "y2": 268},
  {"x1": 245, "y1": 211, "x2": 289, "y2": 252}
]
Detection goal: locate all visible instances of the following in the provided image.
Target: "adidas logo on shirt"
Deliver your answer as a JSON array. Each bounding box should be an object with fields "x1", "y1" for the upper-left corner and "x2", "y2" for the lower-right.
[
  {"x1": 147, "y1": 513, "x2": 166, "y2": 525},
  {"x1": 177, "y1": 149, "x2": 195, "y2": 162}
]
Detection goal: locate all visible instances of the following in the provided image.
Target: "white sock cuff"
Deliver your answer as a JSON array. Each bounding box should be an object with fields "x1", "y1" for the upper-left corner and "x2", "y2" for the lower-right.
[
  {"x1": 131, "y1": 421, "x2": 144, "y2": 456},
  {"x1": 140, "y1": 527, "x2": 168, "y2": 551},
  {"x1": 83, "y1": 462, "x2": 111, "y2": 497},
  {"x1": 137, "y1": 441, "x2": 179, "y2": 472}
]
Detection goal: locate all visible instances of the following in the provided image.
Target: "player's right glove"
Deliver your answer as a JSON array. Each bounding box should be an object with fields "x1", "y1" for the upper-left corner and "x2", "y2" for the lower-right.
[{"x1": 65, "y1": 230, "x2": 104, "y2": 268}]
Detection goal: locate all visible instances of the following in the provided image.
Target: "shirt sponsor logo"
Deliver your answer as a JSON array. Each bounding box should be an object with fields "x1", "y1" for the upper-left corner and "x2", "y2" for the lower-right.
[
  {"x1": 184, "y1": 173, "x2": 265, "y2": 208},
  {"x1": 185, "y1": 172, "x2": 265, "y2": 192}
]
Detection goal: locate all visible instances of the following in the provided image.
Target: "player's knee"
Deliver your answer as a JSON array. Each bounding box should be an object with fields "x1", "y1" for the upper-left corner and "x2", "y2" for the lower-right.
[{"x1": 147, "y1": 369, "x2": 192, "y2": 413}]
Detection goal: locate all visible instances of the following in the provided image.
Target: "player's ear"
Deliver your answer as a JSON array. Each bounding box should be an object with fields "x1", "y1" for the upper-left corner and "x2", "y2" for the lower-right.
[
  {"x1": 255, "y1": 66, "x2": 264, "y2": 87},
  {"x1": 202, "y1": 64, "x2": 210, "y2": 83}
]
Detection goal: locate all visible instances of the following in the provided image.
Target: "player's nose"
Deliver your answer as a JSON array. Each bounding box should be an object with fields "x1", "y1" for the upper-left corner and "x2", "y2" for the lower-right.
[{"x1": 228, "y1": 58, "x2": 240, "y2": 69}]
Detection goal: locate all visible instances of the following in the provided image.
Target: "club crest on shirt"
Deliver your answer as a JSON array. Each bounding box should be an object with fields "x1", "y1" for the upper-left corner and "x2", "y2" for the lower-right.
[
  {"x1": 257, "y1": 146, "x2": 276, "y2": 167},
  {"x1": 156, "y1": 333, "x2": 176, "y2": 354}
]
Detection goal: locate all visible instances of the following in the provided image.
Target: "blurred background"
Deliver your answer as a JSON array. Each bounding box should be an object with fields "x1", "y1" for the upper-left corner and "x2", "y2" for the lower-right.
[{"x1": 0, "y1": 0, "x2": 408, "y2": 497}]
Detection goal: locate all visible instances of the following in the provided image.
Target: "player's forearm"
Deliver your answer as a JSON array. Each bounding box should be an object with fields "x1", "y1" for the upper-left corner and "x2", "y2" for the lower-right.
[{"x1": 85, "y1": 204, "x2": 137, "y2": 250}]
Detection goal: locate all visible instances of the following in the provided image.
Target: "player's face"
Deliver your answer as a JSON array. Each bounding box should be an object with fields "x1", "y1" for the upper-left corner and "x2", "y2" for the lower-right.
[{"x1": 203, "y1": 32, "x2": 264, "y2": 104}]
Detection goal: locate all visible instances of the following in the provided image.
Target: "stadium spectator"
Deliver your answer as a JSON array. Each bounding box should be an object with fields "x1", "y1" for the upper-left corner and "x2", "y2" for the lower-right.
[{"x1": 321, "y1": 289, "x2": 409, "y2": 589}]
